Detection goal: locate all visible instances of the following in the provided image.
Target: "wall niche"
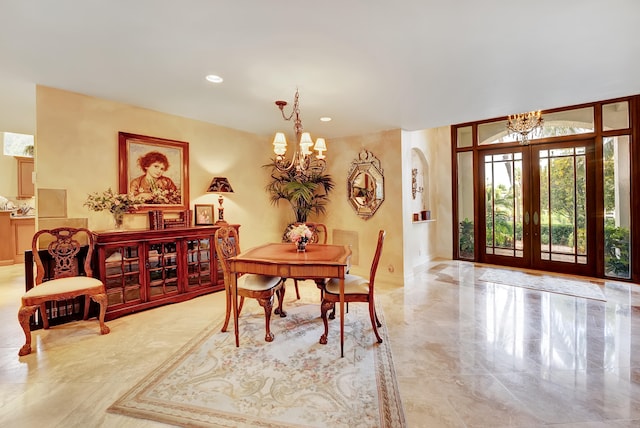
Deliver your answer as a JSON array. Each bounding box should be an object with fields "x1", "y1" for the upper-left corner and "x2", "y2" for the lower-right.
[{"x1": 410, "y1": 148, "x2": 431, "y2": 222}]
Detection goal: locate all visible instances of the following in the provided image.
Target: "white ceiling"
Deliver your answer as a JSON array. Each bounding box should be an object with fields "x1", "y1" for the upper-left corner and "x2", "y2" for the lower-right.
[{"x1": 1, "y1": 1, "x2": 639, "y2": 139}]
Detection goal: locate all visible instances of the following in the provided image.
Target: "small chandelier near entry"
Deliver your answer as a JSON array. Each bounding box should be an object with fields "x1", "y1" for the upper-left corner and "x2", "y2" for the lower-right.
[
  {"x1": 272, "y1": 89, "x2": 327, "y2": 175},
  {"x1": 506, "y1": 110, "x2": 544, "y2": 145}
]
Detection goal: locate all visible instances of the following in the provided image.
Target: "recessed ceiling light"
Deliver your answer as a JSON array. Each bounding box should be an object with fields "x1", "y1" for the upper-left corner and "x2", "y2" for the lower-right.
[
  {"x1": 205, "y1": 75, "x2": 223, "y2": 83},
  {"x1": 320, "y1": 117, "x2": 332, "y2": 122}
]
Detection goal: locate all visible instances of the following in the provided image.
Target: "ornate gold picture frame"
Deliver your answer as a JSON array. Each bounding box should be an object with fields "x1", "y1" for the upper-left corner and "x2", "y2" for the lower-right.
[{"x1": 118, "y1": 132, "x2": 189, "y2": 211}]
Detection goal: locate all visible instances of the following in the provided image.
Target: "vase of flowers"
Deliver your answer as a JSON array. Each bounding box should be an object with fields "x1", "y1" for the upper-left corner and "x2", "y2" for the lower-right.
[
  {"x1": 288, "y1": 223, "x2": 313, "y2": 252},
  {"x1": 84, "y1": 188, "x2": 144, "y2": 230},
  {"x1": 113, "y1": 212, "x2": 124, "y2": 229}
]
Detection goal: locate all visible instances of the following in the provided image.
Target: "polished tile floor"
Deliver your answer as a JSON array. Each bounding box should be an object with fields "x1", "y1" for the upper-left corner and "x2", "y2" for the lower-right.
[{"x1": 1, "y1": 260, "x2": 640, "y2": 427}]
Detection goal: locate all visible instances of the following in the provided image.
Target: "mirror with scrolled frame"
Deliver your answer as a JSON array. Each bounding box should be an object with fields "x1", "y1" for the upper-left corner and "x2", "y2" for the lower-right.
[{"x1": 347, "y1": 149, "x2": 384, "y2": 219}]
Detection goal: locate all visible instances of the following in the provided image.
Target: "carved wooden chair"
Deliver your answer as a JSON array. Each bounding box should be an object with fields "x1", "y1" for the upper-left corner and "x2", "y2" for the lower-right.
[
  {"x1": 319, "y1": 229, "x2": 386, "y2": 345},
  {"x1": 306, "y1": 222, "x2": 328, "y2": 246},
  {"x1": 18, "y1": 227, "x2": 110, "y2": 356},
  {"x1": 214, "y1": 226, "x2": 286, "y2": 342},
  {"x1": 291, "y1": 222, "x2": 328, "y2": 299}
]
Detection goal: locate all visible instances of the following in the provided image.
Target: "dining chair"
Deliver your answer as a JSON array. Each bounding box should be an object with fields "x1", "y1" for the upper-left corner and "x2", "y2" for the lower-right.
[
  {"x1": 319, "y1": 229, "x2": 386, "y2": 345},
  {"x1": 214, "y1": 226, "x2": 286, "y2": 342},
  {"x1": 18, "y1": 227, "x2": 110, "y2": 356},
  {"x1": 291, "y1": 222, "x2": 328, "y2": 299}
]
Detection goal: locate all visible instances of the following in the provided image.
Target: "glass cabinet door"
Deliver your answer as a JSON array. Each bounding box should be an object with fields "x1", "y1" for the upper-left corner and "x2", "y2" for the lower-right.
[
  {"x1": 103, "y1": 244, "x2": 142, "y2": 306},
  {"x1": 185, "y1": 237, "x2": 213, "y2": 288},
  {"x1": 147, "y1": 240, "x2": 180, "y2": 298}
]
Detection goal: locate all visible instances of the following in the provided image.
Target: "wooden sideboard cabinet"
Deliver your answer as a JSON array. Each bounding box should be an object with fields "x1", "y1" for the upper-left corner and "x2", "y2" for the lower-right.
[
  {"x1": 12, "y1": 216, "x2": 35, "y2": 264},
  {"x1": 92, "y1": 225, "x2": 238, "y2": 320},
  {"x1": 0, "y1": 212, "x2": 35, "y2": 265}
]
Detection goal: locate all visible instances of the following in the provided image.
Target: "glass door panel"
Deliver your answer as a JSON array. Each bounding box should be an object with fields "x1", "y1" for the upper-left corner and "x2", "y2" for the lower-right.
[
  {"x1": 147, "y1": 240, "x2": 180, "y2": 298},
  {"x1": 484, "y1": 152, "x2": 524, "y2": 258},
  {"x1": 480, "y1": 147, "x2": 529, "y2": 268},
  {"x1": 479, "y1": 141, "x2": 595, "y2": 276},
  {"x1": 185, "y1": 237, "x2": 213, "y2": 288},
  {"x1": 457, "y1": 151, "x2": 475, "y2": 259},
  {"x1": 603, "y1": 136, "x2": 631, "y2": 279},
  {"x1": 103, "y1": 244, "x2": 142, "y2": 306},
  {"x1": 537, "y1": 147, "x2": 587, "y2": 264},
  {"x1": 531, "y1": 141, "x2": 595, "y2": 275}
]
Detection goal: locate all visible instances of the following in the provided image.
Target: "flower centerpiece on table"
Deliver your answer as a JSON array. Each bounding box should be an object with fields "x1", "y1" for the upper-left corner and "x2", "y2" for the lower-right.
[
  {"x1": 287, "y1": 223, "x2": 313, "y2": 252},
  {"x1": 84, "y1": 188, "x2": 145, "y2": 229}
]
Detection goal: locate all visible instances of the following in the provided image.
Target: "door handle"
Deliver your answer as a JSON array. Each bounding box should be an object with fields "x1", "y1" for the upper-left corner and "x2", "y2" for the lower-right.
[
  {"x1": 524, "y1": 211, "x2": 530, "y2": 225},
  {"x1": 533, "y1": 211, "x2": 539, "y2": 226}
]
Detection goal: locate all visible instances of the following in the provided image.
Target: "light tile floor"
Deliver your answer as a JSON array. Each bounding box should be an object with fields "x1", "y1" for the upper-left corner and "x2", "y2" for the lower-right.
[{"x1": 1, "y1": 260, "x2": 640, "y2": 427}]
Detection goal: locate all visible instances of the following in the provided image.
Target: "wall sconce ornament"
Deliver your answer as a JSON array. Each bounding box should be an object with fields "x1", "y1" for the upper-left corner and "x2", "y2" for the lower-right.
[
  {"x1": 347, "y1": 149, "x2": 384, "y2": 219},
  {"x1": 207, "y1": 177, "x2": 234, "y2": 224},
  {"x1": 411, "y1": 168, "x2": 423, "y2": 200}
]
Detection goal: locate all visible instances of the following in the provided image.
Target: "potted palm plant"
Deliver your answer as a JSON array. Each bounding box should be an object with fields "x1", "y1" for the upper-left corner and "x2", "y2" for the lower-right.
[{"x1": 264, "y1": 160, "x2": 334, "y2": 224}]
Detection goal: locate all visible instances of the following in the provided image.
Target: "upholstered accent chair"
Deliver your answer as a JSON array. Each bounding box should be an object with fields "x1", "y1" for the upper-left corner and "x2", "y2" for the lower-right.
[
  {"x1": 18, "y1": 227, "x2": 110, "y2": 356},
  {"x1": 319, "y1": 229, "x2": 386, "y2": 345},
  {"x1": 214, "y1": 226, "x2": 286, "y2": 342}
]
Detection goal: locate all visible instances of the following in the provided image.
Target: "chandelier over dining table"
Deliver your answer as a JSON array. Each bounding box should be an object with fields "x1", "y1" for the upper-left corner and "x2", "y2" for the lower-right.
[{"x1": 272, "y1": 89, "x2": 327, "y2": 175}]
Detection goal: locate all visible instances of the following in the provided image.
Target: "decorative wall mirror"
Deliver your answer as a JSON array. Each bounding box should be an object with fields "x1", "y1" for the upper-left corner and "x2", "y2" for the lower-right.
[{"x1": 347, "y1": 149, "x2": 384, "y2": 219}]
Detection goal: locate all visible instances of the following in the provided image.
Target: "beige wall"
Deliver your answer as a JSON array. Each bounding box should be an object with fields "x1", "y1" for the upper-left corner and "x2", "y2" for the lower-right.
[
  {"x1": 35, "y1": 86, "x2": 285, "y2": 249},
  {"x1": 401, "y1": 127, "x2": 453, "y2": 280},
  {"x1": 320, "y1": 130, "x2": 405, "y2": 286},
  {"x1": 34, "y1": 85, "x2": 454, "y2": 288},
  {"x1": 431, "y1": 126, "x2": 454, "y2": 259}
]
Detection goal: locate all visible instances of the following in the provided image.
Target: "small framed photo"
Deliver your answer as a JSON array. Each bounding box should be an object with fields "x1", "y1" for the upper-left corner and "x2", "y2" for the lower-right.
[{"x1": 194, "y1": 204, "x2": 214, "y2": 225}]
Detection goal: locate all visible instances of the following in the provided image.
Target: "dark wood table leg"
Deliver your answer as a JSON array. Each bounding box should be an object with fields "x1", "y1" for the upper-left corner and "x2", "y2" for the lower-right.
[
  {"x1": 340, "y1": 276, "x2": 344, "y2": 357},
  {"x1": 232, "y1": 272, "x2": 239, "y2": 347}
]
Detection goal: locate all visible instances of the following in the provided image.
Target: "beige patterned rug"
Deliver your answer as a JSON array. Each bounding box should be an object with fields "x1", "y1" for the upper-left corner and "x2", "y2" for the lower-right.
[{"x1": 108, "y1": 296, "x2": 405, "y2": 427}]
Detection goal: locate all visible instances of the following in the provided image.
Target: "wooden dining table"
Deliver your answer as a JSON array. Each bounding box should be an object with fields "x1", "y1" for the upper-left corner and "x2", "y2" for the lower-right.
[{"x1": 229, "y1": 242, "x2": 352, "y2": 357}]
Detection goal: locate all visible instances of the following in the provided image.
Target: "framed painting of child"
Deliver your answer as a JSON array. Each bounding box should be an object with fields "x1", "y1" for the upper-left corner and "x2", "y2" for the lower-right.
[{"x1": 118, "y1": 132, "x2": 190, "y2": 211}]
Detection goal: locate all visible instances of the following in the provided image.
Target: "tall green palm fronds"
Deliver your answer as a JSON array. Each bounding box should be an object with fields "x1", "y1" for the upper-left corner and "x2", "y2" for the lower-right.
[{"x1": 264, "y1": 160, "x2": 334, "y2": 223}]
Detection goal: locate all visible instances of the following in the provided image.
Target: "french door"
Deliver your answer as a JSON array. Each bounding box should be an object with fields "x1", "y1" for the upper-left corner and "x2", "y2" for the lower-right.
[{"x1": 480, "y1": 140, "x2": 596, "y2": 276}]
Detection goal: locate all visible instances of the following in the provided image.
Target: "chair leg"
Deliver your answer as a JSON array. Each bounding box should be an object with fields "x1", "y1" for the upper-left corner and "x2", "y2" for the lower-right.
[
  {"x1": 238, "y1": 296, "x2": 245, "y2": 315},
  {"x1": 83, "y1": 295, "x2": 90, "y2": 320},
  {"x1": 319, "y1": 300, "x2": 334, "y2": 345},
  {"x1": 368, "y1": 300, "x2": 383, "y2": 343},
  {"x1": 315, "y1": 279, "x2": 327, "y2": 304},
  {"x1": 315, "y1": 279, "x2": 326, "y2": 302},
  {"x1": 90, "y1": 293, "x2": 111, "y2": 335},
  {"x1": 18, "y1": 304, "x2": 38, "y2": 356},
  {"x1": 294, "y1": 278, "x2": 300, "y2": 300},
  {"x1": 374, "y1": 309, "x2": 382, "y2": 327},
  {"x1": 222, "y1": 292, "x2": 245, "y2": 333},
  {"x1": 221, "y1": 287, "x2": 232, "y2": 332},
  {"x1": 40, "y1": 303, "x2": 49, "y2": 329},
  {"x1": 274, "y1": 283, "x2": 287, "y2": 318},
  {"x1": 257, "y1": 296, "x2": 275, "y2": 342}
]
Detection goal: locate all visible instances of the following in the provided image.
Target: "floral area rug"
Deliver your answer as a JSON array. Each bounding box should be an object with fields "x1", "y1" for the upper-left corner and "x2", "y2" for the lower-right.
[
  {"x1": 478, "y1": 267, "x2": 606, "y2": 301},
  {"x1": 108, "y1": 295, "x2": 405, "y2": 427}
]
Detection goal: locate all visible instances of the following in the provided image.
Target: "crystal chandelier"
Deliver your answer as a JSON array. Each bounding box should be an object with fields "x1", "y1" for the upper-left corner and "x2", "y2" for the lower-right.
[
  {"x1": 272, "y1": 89, "x2": 327, "y2": 175},
  {"x1": 506, "y1": 110, "x2": 544, "y2": 145}
]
